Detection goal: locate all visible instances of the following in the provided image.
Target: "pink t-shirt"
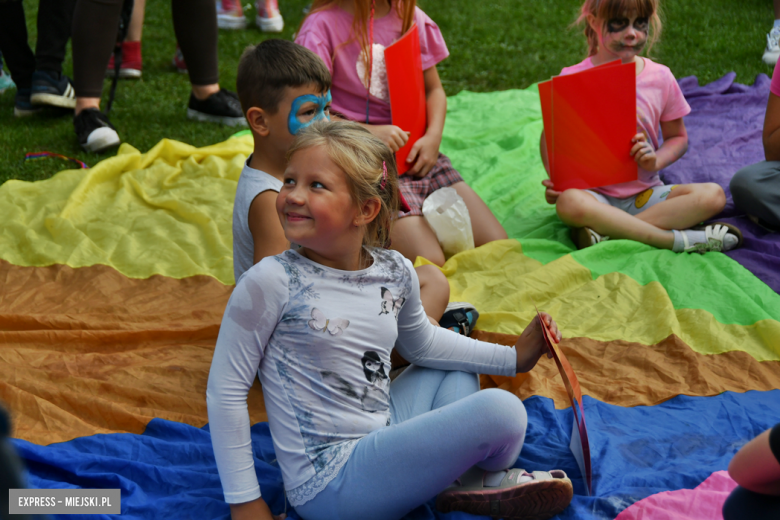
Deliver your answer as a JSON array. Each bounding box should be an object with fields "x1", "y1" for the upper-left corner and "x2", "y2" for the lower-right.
[
  {"x1": 559, "y1": 57, "x2": 691, "y2": 199},
  {"x1": 296, "y1": 4, "x2": 449, "y2": 125},
  {"x1": 771, "y1": 63, "x2": 780, "y2": 96}
]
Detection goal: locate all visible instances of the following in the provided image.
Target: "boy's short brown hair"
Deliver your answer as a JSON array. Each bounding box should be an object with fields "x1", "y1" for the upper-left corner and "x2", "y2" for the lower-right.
[{"x1": 236, "y1": 39, "x2": 331, "y2": 116}]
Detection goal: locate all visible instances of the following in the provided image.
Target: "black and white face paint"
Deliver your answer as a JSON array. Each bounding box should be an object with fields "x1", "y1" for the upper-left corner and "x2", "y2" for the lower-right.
[{"x1": 600, "y1": 11, "x2": 650, "y2": 59}]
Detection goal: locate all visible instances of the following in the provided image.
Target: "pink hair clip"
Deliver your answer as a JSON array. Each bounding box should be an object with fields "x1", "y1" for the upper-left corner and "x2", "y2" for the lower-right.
[{"x1": 380, "y1": 161, "x2": 388, "y2": 190}]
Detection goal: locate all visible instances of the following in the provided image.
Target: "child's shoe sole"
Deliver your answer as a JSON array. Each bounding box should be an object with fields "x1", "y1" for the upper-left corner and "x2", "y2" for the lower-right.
[
  {"x1": 218, "y1": 14, "x2": 247, "y2": 29},
  {"x1": 437, "y1": 474, "x2": 573, "y2": 520},
  {"x1": 105, "y1": 68, "x2": 142, "y2": 79},
  {"x1": 256, "y1": 14, "x2": 284, "y2": 32},
  {"x1": 30, "y1": 92, "x2": 76, "y2": 109}
]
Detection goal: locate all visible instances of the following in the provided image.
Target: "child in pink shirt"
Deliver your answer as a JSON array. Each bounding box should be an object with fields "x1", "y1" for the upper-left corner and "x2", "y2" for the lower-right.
[
  {"x1": 296, "y1": 0, "x2": 507, "y2": 266},
  {"x1": 541, "y1": 0, "x2": 742, "y2": 253}
]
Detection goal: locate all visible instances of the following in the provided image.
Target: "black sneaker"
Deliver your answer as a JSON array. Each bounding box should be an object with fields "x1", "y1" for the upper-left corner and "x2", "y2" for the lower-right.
[
  {"x1": 14, "y1": 88, "x2": 44, "y2": 117},
  {"x1": 74, "y1": 108, "x2": 121, "y2": 153},
  {"x1": 30, "y1": 70, "x2": 76, "y2": 109},
  {"x1": 186, "y1": 89, "x2": 247, "y2": 126},
  {"x1": 440, "y1": 302, "x2": 480, "y2": 336}
]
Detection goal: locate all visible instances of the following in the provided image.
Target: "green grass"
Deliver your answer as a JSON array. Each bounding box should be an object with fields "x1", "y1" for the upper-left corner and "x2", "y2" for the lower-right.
[{"x1": 0, "y1": 0, "x2": 774, "y2": 183}]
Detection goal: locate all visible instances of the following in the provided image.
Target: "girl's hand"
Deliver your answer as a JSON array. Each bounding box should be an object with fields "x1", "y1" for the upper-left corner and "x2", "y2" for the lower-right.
[
  {"x1": 631, "y1": 133, "x2": 658, "y2": 172},
  {"x1": 368, "y1": 125, "x2": 409, "y2": 152},
  {"x1": 406, "y1": 132, "x2": 442, "y2": 178},
  {"x1": 230, "y1": 498, "x2": 285, "y2": 520},
  {"x1": 514, "y1": 313, "x2": 561, "y2": 373},
  {"x1": 542, "y1": 179, "x2": 561, "y2": 205}
]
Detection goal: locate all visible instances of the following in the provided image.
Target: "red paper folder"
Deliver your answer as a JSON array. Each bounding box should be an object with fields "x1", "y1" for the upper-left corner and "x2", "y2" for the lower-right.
[
  {"x1": 385, "y1": 24, "x2": 427, "y2": 175},
  {"x1": 535, "y1": 306, "x2": 593, "y2": 496},
  {"x1": 540, "y1": 60, "x2": 637, "y2": 191},
  {"x1": 538, "y1": 60, "x2": 621, "y2": 174}
]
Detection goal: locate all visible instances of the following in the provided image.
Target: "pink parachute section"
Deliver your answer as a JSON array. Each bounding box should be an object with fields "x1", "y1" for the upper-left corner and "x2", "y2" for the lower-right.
[{"x1": 615, "y1": 471, "x2": 737, "y2": 520}]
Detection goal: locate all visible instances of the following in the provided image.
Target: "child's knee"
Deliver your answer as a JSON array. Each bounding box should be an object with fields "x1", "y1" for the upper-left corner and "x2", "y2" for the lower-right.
[
  {"x1": 729, "y1": 169, "x2": 755, "y2": 206},
  {"x1": 700, "y1": 182, "x2": 726, "y2": 214},
  {"x1": 476, "y1": 389, "x2": 528, "y2": 436},
  {"x1": 555, "y1": 189, "x2": 590, "y2": 227},
  {"x1": 417, "y1": 264, "x2": 450, "y2": 298}
]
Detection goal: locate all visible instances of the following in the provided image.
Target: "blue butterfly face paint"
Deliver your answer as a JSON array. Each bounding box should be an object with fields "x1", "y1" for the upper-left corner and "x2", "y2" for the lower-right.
[{"x1": 288, "y1": 91, "x2": 332, "y2": 135}]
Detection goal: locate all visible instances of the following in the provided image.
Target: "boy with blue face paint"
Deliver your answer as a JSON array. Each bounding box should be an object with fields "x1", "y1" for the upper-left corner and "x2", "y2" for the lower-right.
[
  {"x1": 233, "y1": 39, "x2": 335, "y2": 280},
  {"x1": 232, "y1": 40, "x2": 454, "y2": 359}
]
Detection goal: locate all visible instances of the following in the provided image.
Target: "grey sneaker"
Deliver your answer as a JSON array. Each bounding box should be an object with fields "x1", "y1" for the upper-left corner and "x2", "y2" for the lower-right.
[{"x1": 764, "y1": 27, "x2": 780, "y2": 65}]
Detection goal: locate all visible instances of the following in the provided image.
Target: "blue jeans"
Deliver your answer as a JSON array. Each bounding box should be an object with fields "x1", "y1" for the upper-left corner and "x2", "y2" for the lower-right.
[{"x1": 295, "y1": 366, "x2": 528, "y2": 520}]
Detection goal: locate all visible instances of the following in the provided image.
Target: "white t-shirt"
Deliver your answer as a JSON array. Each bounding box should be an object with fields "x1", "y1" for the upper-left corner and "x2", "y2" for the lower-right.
[
  {"x1": 207, "y1": 248, "x2": 517, "y2": 506},
  {"x1": 232, "y1": 156, "x2": 283, "y2": 282}
]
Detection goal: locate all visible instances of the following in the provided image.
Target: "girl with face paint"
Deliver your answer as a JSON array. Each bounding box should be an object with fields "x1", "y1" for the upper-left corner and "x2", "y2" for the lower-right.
[{"x1": 539, "y1": 0, "x2": 744, "y2": 255}]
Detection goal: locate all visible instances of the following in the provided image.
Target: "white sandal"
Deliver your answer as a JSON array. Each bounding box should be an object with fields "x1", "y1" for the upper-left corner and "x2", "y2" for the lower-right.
[
  {"x1": 680, "y1": 223, "x2": 743, "y2": 253},
  {"x1": 571, "y1": 227, "x2": 610, "y2": 250}
]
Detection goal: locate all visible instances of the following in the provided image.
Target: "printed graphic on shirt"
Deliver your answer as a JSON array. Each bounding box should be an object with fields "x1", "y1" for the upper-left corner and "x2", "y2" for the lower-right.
[
  {"x1": 361, "y1": 351, "x2": 388, "y2": 384},
  {"x1": 320, "y1": 354, "x2": 390, "y2": 414},
  {"x1": 356, "y1": 43, "x2": 389, "y2": 101},
  {"x1": 379, "y1": 287, "x2": 405, "y2": 319},
  {"x1": 308, "y1": 308, "x2": 350, "y2": 336}
]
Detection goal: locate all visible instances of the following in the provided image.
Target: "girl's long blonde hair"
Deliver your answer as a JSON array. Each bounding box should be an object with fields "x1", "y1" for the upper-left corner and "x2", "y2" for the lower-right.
[
  {"x1": 303, "y1": 0, "x2": 415, "y2": 85},
  {"x1": 576, "y1": 0, "x2": 662, "y2": 57},
  {"x1": 286, "y1": 120, "x2": 400, "y2": 249}
]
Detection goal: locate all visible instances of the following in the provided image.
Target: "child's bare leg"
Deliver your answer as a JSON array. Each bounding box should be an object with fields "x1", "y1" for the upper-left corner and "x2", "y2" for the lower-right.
[
  {"x1": 451, "y1": 182, "x2": 508, "y2": 246},
  {"x1": 391, "y1": 216, "x2": 446, "y2": 266},
  {"x1": 416, "y1": 264, "x2": 449, "y2": 323},
  {"x1": 634, "y1": 183, "x2": 726, "y2": 230},
  {"x1": 556, "y1": 189, "x2": 675, "y2": 249}
]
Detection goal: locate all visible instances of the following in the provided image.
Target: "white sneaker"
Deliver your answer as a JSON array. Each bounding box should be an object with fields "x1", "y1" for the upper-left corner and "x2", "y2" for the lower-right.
[
  {"x1": 217, "y1": 0, "x2": 247, "y2": 30},
  {"x1": 256, "y1": 0, "x2": 284, "y2": 32},
  {"x1": 763, "y1": 27, "x2": 780, "y2": 65}
]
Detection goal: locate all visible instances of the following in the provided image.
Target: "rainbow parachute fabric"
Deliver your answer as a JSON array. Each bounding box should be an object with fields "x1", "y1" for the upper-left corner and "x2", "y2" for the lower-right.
[{"x1": 2, "y1": 74, "x2": 779, "y2": 520}]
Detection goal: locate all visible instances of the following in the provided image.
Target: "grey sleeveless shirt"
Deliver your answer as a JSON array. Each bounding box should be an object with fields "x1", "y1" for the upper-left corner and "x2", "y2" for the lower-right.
[{"x1": 232, "y1": 156, "x2": 283, "y2": 282}]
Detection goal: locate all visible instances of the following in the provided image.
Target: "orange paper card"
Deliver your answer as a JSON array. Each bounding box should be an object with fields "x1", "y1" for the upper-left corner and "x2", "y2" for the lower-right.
[
  {"x1": 385, "y1": 24, "x2": 427, "y2": 176},
  {"x1": 546, "y1": 61, "x2": 637, "y2": 191},
  {"x1": 535, "y1": 307, "x2": 593, "y2": 496}
]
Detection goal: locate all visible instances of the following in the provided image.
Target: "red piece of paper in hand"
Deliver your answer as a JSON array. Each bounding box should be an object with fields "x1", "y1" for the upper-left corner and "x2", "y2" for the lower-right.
[
  {"x1": 385, "y1": 24, "x2": 427, "y2": 176},
  {"x1": 535, "y1": 308, "x2": 593, "y2": 496},
  {"x1": 539, "y1": 60, "x2": 637, "y2": 192},
  {"x1": 539, "y1": 60, "x2": 622, "y2": 174}
]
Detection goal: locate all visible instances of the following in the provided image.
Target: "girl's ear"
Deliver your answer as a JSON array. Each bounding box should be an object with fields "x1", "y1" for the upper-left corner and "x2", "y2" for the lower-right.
[
  {"x1": 586, "y1": 14, "x2": 601, "y2": 36},
  {"x1": 355, "y1": 197, "x2": 382, "y2": 227},
  {"x1": 246, "y1": 107, "x2": 270, "y2": 136}
]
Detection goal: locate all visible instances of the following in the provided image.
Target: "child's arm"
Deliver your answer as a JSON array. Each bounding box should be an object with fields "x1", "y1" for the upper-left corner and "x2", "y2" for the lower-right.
[
  {"x1": 728, "y1": 426, "x2": 780, "y2": 496},
  {"x1": 630, "y1": 118, "x2": 688, "y2": 172},
  {"x1": 248, "y1": 191, "x2": 289, "y2": 263},
  {"x1": 395, "y1": 262, "x2": 559, "y2": 375},
  {"x1": 405, "y1": 66, "x2": 447, "y2": 178},
  {"x1": 230, "y1": 499, "x2": 283, "y2": 520},
  {"x1": 762, "y1": 92, "x2": 780, "y2": 161},
  {"x1": 207, "y1": 265, "x2": 286, "y2": 517},
  {"x1": 539, "y1": 130, "x2": 562, "y2": 204}
]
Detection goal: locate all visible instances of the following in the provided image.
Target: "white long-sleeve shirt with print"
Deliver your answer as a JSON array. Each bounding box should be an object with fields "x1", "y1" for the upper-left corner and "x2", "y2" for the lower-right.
[{"x1": 206, "y1": 248, "x2": 518, "y2": 507}]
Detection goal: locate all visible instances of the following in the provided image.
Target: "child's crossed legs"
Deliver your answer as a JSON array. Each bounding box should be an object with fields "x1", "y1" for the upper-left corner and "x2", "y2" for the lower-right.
[
  {"x1": 556, "y1": 183, "x2": 726, "y2": 250},
  {"x1": 392, "y1": 181, "x2": 508, "y2": 266},
  {"x1": 295, "y1": 366, "x2": 527, "y2": 520}
]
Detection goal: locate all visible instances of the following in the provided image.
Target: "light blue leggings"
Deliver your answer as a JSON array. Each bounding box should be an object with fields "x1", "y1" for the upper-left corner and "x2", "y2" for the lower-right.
[{"x1": 295, "y1": 366, "x2": 528, "y2": 520}]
